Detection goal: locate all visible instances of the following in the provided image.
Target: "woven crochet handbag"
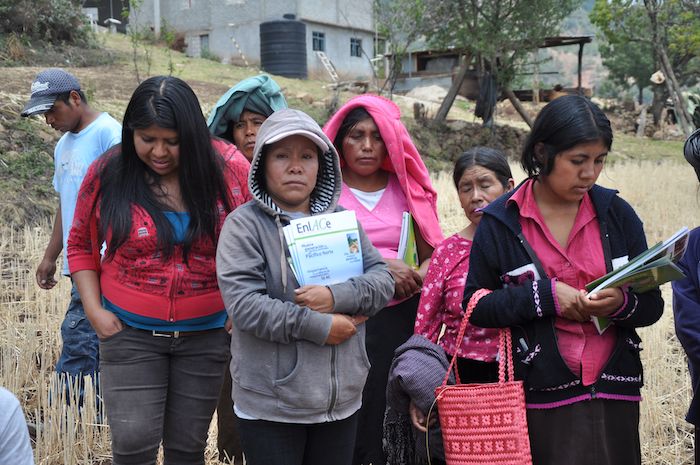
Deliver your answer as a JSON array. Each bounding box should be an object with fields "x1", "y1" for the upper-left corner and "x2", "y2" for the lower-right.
[{"x1": 433, "y1": 288, "x2": 532, "y2": 465}]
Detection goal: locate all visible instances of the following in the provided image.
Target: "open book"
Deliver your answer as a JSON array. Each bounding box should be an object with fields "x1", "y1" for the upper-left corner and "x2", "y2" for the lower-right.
[
  {"x1": 396, "y1": 212, "x2": 419, "y2": 269},
  {"x1": 586, "y1": 226, "x2": 689, "y2": 334},
  {"x1": 283, "y1": 210, "x2": 364, "y2": 286}
]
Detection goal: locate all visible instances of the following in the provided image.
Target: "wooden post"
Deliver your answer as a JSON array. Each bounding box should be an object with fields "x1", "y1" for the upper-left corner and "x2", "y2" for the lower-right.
[
  {"x1": 433, "y1": 53, "x2": 471, "y2": 124},
  {"x1": 636, "y1": 105, "x2": 647, "y2": 138},
  {"x1": 504, "y1": 88, "x2": 533, "y2": 128},
  {"x1": 577, "y1": 42, "x2": 584, "y2": 95}
]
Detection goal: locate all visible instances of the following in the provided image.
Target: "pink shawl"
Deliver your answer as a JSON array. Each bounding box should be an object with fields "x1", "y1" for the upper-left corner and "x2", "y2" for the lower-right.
[{"x1": 323, "y1": 94, "x2": 444, "y2": 248}]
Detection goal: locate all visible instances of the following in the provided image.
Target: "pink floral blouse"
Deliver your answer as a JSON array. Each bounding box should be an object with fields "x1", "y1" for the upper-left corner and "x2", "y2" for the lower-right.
[{"x1": 414, "y1": 233, "x2": 499, "y2": 361}]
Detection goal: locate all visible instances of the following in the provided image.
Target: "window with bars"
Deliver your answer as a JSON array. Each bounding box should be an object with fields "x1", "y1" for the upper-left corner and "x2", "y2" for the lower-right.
[
  {"x1": 350, "y1": 38, "x2": 362, "y2": 57},
  {"x1": 312, "y1": 31, "x2": 325, "y2": 52}
]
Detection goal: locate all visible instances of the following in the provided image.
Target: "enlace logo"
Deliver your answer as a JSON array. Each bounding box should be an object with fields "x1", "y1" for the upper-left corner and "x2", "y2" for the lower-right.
[{"x1": 31, "y1": 80, "x2": 50, "y2": 95}]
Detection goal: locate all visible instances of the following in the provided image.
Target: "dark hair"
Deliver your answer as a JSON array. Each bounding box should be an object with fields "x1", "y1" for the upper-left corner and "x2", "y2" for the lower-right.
[
  {"x1": 684, "y1": 128, "x2": 700, "y2": 183},
  {"x1": 55, "y1": 90, "x2": 87, "y2": 104},
  {"x1": 453, "y1": 146, "x2": 513, "y2": 188},
  {"x1": 332, "y1": 107, "x2": 373, "y2": 156},
  {"x1": 521, "y1": 95, "x2": 613, "y2": 177},
  {"x1": 99, "y1": 76, "x2": 232, "y2": 261}
]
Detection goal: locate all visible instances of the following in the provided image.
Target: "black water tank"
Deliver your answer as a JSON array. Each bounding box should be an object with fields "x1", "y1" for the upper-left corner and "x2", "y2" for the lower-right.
[{"x1": 260, "y1": 18, "x2": 307, "y2": 79}]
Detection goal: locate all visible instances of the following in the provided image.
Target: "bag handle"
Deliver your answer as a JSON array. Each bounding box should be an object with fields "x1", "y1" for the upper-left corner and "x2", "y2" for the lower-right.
[{"x1": 440, "y1": 288, "x2": 514, "y2": 387}]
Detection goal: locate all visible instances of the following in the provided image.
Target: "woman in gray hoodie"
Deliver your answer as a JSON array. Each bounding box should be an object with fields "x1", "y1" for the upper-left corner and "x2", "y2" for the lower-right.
[{"x1": 216, "y1": 108, "x2": 394, "y2": 465}]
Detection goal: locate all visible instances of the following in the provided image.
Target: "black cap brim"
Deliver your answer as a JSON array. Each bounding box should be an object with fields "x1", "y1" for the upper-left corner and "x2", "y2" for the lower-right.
[{"x1": 21, "y1": 95, "x2": 58, "y2": 117}]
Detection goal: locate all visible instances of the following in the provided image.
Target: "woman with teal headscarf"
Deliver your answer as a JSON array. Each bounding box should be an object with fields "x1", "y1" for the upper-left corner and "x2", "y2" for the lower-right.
[
  {"x1": 208, "y1": 74, "x2": 287, "y2": 161},
  {"x1": 208, "y1": 74, "x2": 287, "y2": 461}
]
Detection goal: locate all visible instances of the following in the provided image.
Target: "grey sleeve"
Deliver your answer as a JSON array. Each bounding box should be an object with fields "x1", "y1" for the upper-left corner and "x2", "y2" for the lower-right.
[
  {"x1": 327, "y1": 223, "x2": 395, "y2": 316},
  {"x1": 216, "y1": 212, "x2": 332, "y2": 346}
]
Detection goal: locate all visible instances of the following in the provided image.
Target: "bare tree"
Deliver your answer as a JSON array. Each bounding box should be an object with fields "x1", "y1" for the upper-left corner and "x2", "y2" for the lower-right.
[
  {"x1": 643, "y1": 0, "x2": 695, "y2": 136},
  {"x1": 422, "y1": 0, "x2": 581, "y2": 125},
  {"x1": 374, "y1": 0, "x2": 426, "y2": 97}
]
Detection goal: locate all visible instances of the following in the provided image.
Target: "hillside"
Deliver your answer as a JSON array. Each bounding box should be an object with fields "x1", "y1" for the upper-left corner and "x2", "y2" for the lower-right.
[{"x1": 0, "y1": 32, "x2": 685, "y2": 225}]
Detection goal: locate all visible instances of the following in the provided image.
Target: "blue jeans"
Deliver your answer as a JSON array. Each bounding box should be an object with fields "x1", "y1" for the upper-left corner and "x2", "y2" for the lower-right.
[
  {"x1": 55, "y1": 283, "x2": 99, "y2": 405},
  {"x1": 99, "y1": 325, "x2": 230, "y2": 465}
]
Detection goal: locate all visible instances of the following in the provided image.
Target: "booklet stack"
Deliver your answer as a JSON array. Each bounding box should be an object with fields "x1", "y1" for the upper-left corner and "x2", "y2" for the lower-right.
[
  {"x1": 283, "y1": 210, "x2": 364, "y2": 286},
  {"x1": 586, "y1": 226, "x2": 690, "y2": 334},
  {"x1": 396, "y1": 212, "x2": 419, "y2": 269}
]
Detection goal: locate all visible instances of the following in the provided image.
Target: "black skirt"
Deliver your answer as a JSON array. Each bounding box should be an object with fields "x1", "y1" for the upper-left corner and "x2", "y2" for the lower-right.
[{"x1": 526, "y1": 399, "x2": 640, "y2": 465}]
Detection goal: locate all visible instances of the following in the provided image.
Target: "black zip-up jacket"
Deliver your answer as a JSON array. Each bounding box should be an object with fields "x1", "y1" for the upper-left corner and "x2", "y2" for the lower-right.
[{"x1": 464, "y1": 183, "x2": 664, "y2": 406}]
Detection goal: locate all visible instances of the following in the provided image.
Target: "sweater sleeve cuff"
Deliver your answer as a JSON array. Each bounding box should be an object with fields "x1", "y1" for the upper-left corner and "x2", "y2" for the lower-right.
[
  {"x1": 608, "y1": 285, "x2": 629, "y2": 318},
  {"x1": 534, "y1": 279, "x2": 557, "y2": 318},
  {"x1": 610, "y1": 286, "x2": 638, "y2": 321},
  {"x1": 551, "y1": 278, "x2": 562, "y2": 316},
  {"x1": 300, "y1": 311, "x2": 333, "y2": 345},
  {"x1": 327, "y1": 283, "x2": 355, "y2": 314},
  {"x1": 67, "y1": 255, "x2": 98, "y2": 274}
]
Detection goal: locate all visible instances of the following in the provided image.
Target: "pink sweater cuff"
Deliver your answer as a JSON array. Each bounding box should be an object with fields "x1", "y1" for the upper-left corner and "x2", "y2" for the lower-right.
[{"x1": 610, "y1": 285, "x2": 630, "y2": 318}]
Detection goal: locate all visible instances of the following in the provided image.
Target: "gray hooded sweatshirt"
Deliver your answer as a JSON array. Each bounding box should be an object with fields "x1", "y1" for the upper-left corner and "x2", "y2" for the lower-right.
[{"x1": 216, "y1": 108, "x2": 394, "y2": 424}]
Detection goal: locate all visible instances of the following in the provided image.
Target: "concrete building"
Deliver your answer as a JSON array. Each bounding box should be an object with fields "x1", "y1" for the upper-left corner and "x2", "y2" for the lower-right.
[{"x1": 129, "y1": 0, "x2": 376, "y2": 80}]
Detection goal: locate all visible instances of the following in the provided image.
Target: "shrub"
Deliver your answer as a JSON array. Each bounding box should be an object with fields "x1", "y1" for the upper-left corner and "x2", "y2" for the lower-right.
[{"x1": 0, "y1": 0, "x2": 92, "y2": 45}]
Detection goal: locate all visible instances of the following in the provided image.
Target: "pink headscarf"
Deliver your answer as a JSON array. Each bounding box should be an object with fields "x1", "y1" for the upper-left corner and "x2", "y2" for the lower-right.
[{"x1": 323, "y1": 94, "x2": 444, "y2": 248}]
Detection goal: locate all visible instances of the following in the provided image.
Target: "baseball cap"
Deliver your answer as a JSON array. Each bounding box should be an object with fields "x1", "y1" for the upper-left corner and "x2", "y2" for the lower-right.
[{"x1": 21, "y1": 68, "x2": 81, "y2": 117}]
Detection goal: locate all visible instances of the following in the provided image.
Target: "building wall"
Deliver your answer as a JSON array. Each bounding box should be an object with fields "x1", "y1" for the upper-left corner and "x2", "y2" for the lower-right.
[
  {"x1": 131, "y1": 0, "x2": 375, "y2": 78},
  {"x1": 303, "y1": 22, "x2": 374, "y2": 81},
  {"x1": 298, "y1": 0, "x2": 373, "y2": 32}
]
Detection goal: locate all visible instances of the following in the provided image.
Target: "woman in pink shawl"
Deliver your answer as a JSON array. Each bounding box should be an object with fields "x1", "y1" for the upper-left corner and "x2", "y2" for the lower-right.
[{"x1": 324, "y1": 94, "x2": 443, "y2": 465}]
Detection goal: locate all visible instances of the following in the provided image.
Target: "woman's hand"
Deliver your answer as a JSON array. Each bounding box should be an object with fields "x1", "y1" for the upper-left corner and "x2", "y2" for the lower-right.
[
  {"x1": 580, "y1": 288, "x2": 624, "y2": 317},
  {"x1": 409, "y1": 400, "x2": 428, "y2": 432},
  {"x1": 554, "y1": 281, "x2": 589, "y2": 322},
  {"x1": 386, "y1": 259, "x2": 422, "y2": 299},
  {"x1": 325, "y1": 314, "x2": 367, "y2": 345},
  {"x1": 295, "y1": 285, "x2": 335, "y2": 313},
  {"x1": 90, "y1": 306, "x2": 124, "y2": 340}
]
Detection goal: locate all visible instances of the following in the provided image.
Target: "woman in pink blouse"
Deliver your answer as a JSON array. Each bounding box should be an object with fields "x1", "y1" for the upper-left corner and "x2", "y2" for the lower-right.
[
  {"x1": 324, "y1": 94, "x2": 444, "y2": 465},
  {"x1": 413, "y1": 147, "x2": 513, "y2": 425}
]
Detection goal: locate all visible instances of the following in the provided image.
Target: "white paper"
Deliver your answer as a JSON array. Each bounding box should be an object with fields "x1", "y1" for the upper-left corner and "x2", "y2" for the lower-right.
[{"x1": 283, "y1": 210, "x2": 364, "y2": 286}]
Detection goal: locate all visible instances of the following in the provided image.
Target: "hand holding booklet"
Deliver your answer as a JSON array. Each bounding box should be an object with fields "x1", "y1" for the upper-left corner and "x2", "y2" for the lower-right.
[
  {"x1": 585, "y1": 226, "x2": 690, "y2": 334},
  {"x1": 283, "y1": 210, "x2": 364, "y2": 286}
]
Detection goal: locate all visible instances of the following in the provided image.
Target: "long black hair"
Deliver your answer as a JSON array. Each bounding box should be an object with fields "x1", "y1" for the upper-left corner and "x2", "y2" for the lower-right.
[
  {"x1": 521, "y1": 95, "x2": 613, "y2": 177},
  {"x1": 453, "y1": 146, "x2": 513, "y2": 189},
  {"x1": 99, "y1": 76, "x2": 232, "y2": 261}
]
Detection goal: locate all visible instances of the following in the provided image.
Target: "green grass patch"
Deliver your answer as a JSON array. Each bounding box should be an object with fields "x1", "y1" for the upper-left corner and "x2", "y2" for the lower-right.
[{"x1": 610, "y1": 133, "x2": 685, "y2": 163}]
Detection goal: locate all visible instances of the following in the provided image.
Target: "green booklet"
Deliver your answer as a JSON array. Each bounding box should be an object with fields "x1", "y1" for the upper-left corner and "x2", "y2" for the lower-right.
[
  {"x1": 586, "y1": 226, "x2": 689, "y2": 334},
  {"x1": 396, "y1": 212, "x2": 419, "y2": 269}
]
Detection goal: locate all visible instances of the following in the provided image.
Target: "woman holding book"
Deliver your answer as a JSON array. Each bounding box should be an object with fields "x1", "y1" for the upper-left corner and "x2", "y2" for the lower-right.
[
  {"x1": 207, "y1": 73, "x2": 287, "y2": 462},
  {"x1": 323, "y1": 94, "x2": 443, "y2": 465},
  {"x1": 673, "y1": 128, "x2": 700, "y2": 464},
  {"x1": 67, "y1": 76, "x2": 251, "y2": 464},
  {"x1": 464, "y1": 95, "x2": 664, "y2": 465},
  {"x1": 216, "y1": 108, "x2": 394, "y2": 465}
]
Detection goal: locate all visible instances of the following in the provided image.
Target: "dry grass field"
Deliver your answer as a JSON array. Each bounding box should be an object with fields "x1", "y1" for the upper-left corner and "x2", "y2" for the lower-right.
[{"x1": 0, "y1": 159, "x2": 698, "y2": 464}]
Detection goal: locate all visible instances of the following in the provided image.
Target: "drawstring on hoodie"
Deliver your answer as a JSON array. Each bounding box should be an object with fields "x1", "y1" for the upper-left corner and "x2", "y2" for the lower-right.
[{"x1": 275, "y1": 214, "x2": 288, "y2": 293}]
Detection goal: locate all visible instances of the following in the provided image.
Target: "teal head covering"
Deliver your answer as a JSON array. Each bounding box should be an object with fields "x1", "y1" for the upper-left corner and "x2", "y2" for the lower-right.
[{"x1": 207, "y1": 74, "x2": 288, "y2": 140}]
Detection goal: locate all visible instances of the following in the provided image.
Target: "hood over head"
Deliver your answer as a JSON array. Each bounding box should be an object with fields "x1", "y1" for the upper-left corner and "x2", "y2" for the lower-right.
[
  {"x1": 249, "y1": 108, "x2": 342, "y2": 217},
  {"x1": 323, "y1": 94, "x2": 444, "y2": 248},
  {"x1": 207, "y1": 74, "x2": 288, "y2": 140}
]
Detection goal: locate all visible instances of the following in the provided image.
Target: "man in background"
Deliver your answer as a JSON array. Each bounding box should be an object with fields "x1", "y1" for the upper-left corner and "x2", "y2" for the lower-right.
[{"x1": 21, "y1": 68, "x2": 121, "y2": 402}]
